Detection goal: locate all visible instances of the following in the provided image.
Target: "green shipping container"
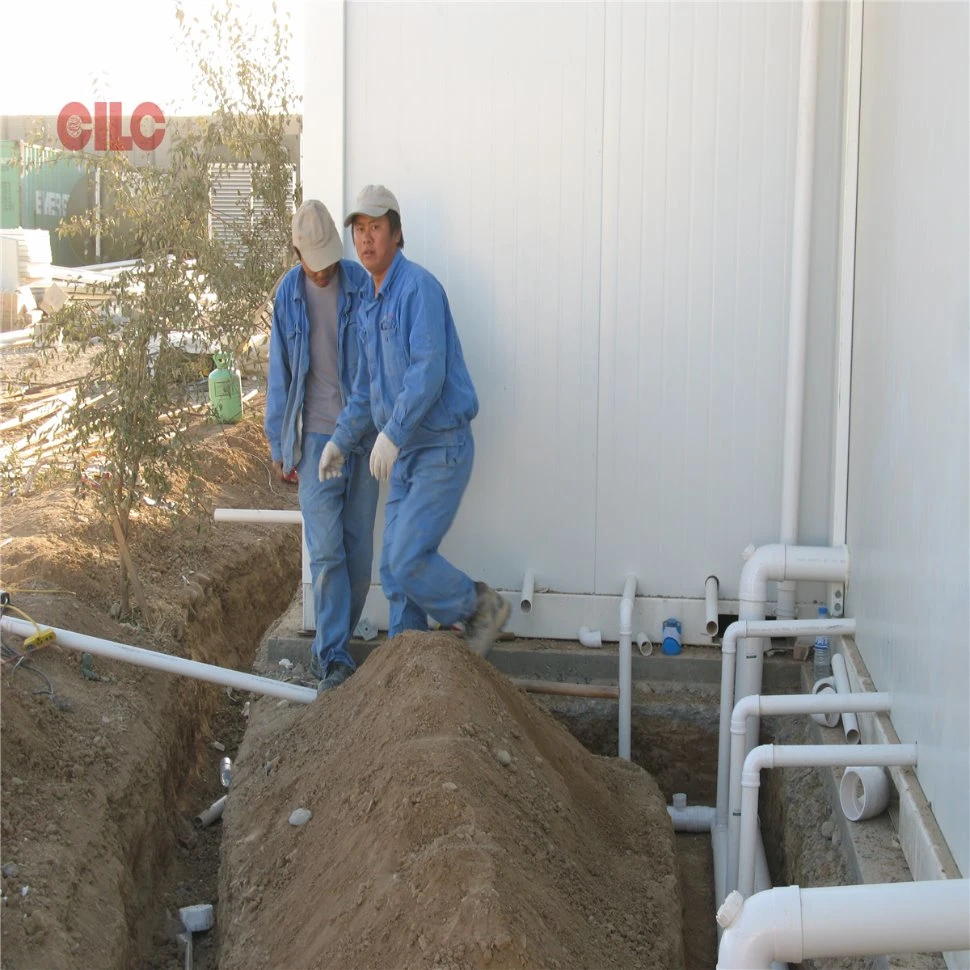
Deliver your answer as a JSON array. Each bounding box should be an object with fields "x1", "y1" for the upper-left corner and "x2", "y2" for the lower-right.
[
  {"x1": 20, "y1": 145, "x2": 88, "y2": 266},
  {"x1": 1, "y1": 141, "x2": 20, "y2": 229}
]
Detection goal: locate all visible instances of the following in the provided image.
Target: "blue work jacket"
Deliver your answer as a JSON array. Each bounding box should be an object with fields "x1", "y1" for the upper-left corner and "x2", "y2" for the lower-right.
[
  {"x1": 264, "y1": 260, "x2": 374, "y2": 473},
  {"x1": 331, "y1": 250, "x2": 479, "y2": 456}
]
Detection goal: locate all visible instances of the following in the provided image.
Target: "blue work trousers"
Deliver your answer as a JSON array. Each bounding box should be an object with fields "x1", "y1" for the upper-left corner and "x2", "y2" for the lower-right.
[
  {"x1": 297, "y1": 432, "x2": 379, "y2": 672},
  {"x1": 381, "y1": 433, "x2": 479, "y2": 637}
]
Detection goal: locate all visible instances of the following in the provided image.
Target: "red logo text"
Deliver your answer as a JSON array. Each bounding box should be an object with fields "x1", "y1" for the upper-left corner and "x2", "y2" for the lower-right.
[{"x1": 57, "y1": 102, "x2": 166, "y2": 152}]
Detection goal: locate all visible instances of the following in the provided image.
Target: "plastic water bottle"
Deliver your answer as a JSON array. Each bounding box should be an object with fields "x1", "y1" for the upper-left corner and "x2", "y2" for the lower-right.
[
  {"x1": 219, "y1": 757, "x2": 232, "y2": 788},
  {"x1": 813, "y1": 606, "x2": 830, "y2": 681}
]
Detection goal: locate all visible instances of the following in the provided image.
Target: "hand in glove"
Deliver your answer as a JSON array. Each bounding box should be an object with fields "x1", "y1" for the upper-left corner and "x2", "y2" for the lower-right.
[
  {"x1": 369, "y1": 431, "x2": 400, "y2": 482},
  {"x1": 318, "y1": 441, "x2": 345, "y2": 481}
]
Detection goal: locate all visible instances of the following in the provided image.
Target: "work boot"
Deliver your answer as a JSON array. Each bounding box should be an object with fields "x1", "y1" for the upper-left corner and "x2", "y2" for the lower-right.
[
  {"x1": 316, "y1": 662, "x2": 354, "y2": 695},
  {"x1": 463, "y1": 582, "x2": 510, "y2": 659},
  {"x1": 309, "y1": 652, "x2": 325, "y2": 681}
]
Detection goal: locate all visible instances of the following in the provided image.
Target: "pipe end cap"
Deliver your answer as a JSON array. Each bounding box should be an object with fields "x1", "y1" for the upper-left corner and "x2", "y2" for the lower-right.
[{"x1": 716, "y1": 890, "x2": 745, "y2": 928}]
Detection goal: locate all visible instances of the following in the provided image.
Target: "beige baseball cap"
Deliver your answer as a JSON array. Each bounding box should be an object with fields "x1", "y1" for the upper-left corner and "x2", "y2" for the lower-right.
[
  {"x1": 343, "y1": 184, "x2": 401, "y2": 227},
  {"x1": 292, "y1": 200, "x2": 343, "y2": 272}
]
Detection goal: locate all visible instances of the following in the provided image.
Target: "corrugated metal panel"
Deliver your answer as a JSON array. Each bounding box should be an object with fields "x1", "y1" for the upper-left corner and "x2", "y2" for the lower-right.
[
  {"x1": 209, "y1": 163, "x2": 295, "y2": 262},
  {"x1": 341, "y1": 1, "x2": 841, "y2": 603},
  {"x1": 848, "y1": 0, "x2": 969, "y2": 876}
]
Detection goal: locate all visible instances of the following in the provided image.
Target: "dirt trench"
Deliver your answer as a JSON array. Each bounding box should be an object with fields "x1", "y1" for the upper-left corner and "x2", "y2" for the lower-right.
[{"x1": 0, "y1": 413, "x2": 303, "y2": 970}]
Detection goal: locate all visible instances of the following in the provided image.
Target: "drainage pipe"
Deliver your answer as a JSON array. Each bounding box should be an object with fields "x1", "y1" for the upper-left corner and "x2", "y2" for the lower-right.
[
  {"x1": 735, "y1": 544, "x2": 850, "y2": 753},
  {"x1": 715, "y1": 618, "x2": 856, "y2": 831},
  {"x1": 717, "y1": 879, "x2": 970, "y2": 970},
  {"x1": 195, "y1": 795, "x2": 227, "y2": 828},
  {"x1": 0, "y1": 616, "x2": 317, "y2": 704},
  {"x1": 214, "y1": 508, "x2": 303, "y2": 524},
  {"x1": 776, "y1": 0, "x2": 822, "y2": 626},
  {"x1": 705, "y1": 575, "x2": 720, "y2": 636},
  {"x1": 831, "y1": 652, "x2": 860, "y2": 744},
  {"x1": 726, "y1": 691, "x2": 892, "y2": 899},
  {"x1": 716, "y1": 618, "x2": 855, "y2": 904},
  {"x1": 737, "y1": 743, "x2": 917, "y2": 899},
  {"x1": 519, "y1": 570, "x2": 535, "y2": 614},
  {"x1": 512, "y1": 678, "x2": 619, "y2": 700},
  {"x1": 618, "y1": 574, "x2": 637, "y2": 761}
]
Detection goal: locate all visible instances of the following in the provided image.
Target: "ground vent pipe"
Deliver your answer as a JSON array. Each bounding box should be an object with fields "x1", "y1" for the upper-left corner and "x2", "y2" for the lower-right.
[
  {"x1": 618, "y1": 575, "x2": 637, "y2": 761},
  {"x1": 0, "y1": 616, "x2": 317, "y2": 704},
  {"x1": 726, "y1": 691, "x2": 891, "y2": 899},
  {"x1": 717, "y1": 879, "x2": 970, "y2": 969},
  {"x1": 737, "y1": 743, "x2": 917, "y2": 899},
  {"x1": 705, "y1": 575, "x2": 720, "y2": 636}
]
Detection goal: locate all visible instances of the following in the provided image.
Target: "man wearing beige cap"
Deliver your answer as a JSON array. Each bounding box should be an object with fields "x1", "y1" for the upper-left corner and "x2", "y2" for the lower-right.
[
  {"x1": 265, "y1": 199, "x2": 379, "y2": 692},
  {"x1": 319, "y1": 184, "x2": 510, "y2": 658}
]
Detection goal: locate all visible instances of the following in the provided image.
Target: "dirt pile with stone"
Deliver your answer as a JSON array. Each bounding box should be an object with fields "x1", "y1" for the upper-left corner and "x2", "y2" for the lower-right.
[{"x1": 218, "y1": 631, "x2": 684, "y2": 970}]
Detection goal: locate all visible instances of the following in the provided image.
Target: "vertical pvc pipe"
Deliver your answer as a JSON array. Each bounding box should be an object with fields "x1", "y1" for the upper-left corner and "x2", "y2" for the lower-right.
[
  {"x1": 705, "y1": 575, "x2": 720, "y2": 636},
  {"x1": 618, "y1": 575, "x2": 637, "y2": 761},
  {"x1": 519, "y1": 570, "x2": 535, "y2": 614},
  {"x1": 777, "y1": 0, "x2": 822, "y2": 625}
]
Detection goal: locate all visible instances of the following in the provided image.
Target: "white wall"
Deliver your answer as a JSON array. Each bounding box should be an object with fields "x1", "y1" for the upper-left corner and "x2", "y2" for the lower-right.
[
  {"x1": 847, "y1": 0, "x2": 969, "y2": 876},
  {"x1": 304, "y1": 1, "x2": 846, "y2": 633}
]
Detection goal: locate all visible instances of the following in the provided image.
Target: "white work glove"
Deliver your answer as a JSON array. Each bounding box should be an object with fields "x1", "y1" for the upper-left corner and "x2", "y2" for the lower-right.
[
  {"x1": 369, "y1": 431, "x2": 400, "y2": 482},
  {"x1": 318, "y1": 441, "x2": 345, "y2": 481}
]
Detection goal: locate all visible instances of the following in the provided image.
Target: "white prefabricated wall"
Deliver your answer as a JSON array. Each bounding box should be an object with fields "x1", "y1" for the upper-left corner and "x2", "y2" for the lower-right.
[
  {"x1": 304, "y1": 1, "x2": 847, "y2": 640},
  {"x1": 846, "y1": 0, "x2": 969, "y2": 877}
]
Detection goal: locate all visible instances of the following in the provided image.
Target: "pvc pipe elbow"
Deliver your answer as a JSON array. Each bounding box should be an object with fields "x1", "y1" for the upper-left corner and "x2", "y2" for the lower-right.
[{"x1": 577, "y1": 626, "x2": 602, "y2": 648}]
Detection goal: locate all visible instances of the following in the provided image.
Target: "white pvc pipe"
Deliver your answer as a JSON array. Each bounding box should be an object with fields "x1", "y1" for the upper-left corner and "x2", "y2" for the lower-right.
[
  {"x1": 715, "y1": 618, "x2": 856, "y2": 829},
  {"x1": 726, "y1": 690, "x2": 891, "y2": 899},
  {"x1": 705, "y1": 575, "x2": 720, "y2": 636},
  {"x1": 736, "y1": 544, "x2": 850, "y2": 752},
  {"x1": 831, "y1": 652, "x2": 860, "y2": 744},
  {"x1": 519, "y1": 570, "x2": 535, "y2": 614},
  {"x1": 810, "y1": 677, "x2": 840, "y2": 727},
  {"x1": 635, "y1": 632, "x2": 653, "y2": 656},
  {"x1": 776, "y1": 0, "x2": 822, "y2": 625},
  {"x1": 214, "y1": 508, "x2": 303, "y2": 524},
  {"x1": 195, "y1": 795, "x2": 227, "y2": 828},
  {"x1": 717, "y1": 879, "x2": 970, "y2": 969},
  {"x1": 0, "y1": 616, "x2": 317, "y2": 704},
  {"x1": 737, "y1": 743, "x2": 917, "y2": 898},
  {"x1": 577, "y1": 626, "x2": 602, "y2": 648},
  {"x1": 618, "y1": 574, "x2": 637, "y2": 761},
  {"x1": 840, "y1": 765, "x2": 891, "y2": 822}
]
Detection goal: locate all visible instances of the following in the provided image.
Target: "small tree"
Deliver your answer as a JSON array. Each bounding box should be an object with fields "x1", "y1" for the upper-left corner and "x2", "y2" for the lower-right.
[{"x1": 49, "y1": 0, "x2": 299, "y2": 619}]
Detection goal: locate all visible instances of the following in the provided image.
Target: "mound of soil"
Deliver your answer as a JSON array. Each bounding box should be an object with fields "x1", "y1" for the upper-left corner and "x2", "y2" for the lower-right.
[{"x1": 218, "y1": 631, "x2": 684, "y2": 970}]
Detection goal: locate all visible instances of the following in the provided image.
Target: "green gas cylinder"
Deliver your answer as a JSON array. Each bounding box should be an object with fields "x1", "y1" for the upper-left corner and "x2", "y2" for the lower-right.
[{"x1": 208, "y1": 352, "x2": 243, "y2": 423}]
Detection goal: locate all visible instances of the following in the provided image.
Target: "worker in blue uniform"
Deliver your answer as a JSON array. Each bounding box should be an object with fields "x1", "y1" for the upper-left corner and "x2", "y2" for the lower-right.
[
  {"x1": 265, "y1": 200, "x2": 379, "y2": 693},
  {"x1": 319, "y1": 185, "x2": 509, "y2": 657}
]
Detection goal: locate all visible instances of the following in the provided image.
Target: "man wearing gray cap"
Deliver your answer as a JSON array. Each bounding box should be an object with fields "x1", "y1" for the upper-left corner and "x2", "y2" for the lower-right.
[
  {"x1": 265, "y1": 199, "x2": 379, "y2": 692},
  {"x1": 319, "y1": 184, "x2": 510, "y2": 658}
]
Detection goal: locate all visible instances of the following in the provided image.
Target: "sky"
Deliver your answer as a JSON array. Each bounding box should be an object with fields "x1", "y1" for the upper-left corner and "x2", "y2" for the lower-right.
[{"x1": 2, "y1": 0, "x2": 305, "y2": 117}]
